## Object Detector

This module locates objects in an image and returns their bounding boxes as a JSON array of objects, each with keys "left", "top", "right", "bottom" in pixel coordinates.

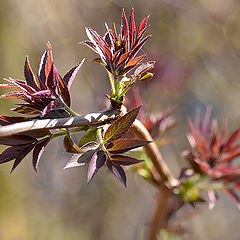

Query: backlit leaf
[
  {"left": 107, "top": 160, "right": 126, "bottom": 187},
  {"left": 106, "top": 138, "right": 151, "bottom": 154},
  {"left": 104, "top": 106, "right": 141, "bottom": 142},
  {"left": 110, "top": 155, "right": 143, "bottom": 165},
  {"left": 79, "top": 129, "right": 97, "bottom": 147},
  {"left": 63, "top": 59, "right": 85, "bottom": 89},
  {"left": 24, "top": 56, "right": 38, "bottom": 90},
  {"left": 87, "top": 150, "right": 106, "bottom": 183}
]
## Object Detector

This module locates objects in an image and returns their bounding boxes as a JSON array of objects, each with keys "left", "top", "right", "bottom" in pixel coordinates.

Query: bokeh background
[{"left": 0, "top": 0, "right": 240, "bottom": 239}]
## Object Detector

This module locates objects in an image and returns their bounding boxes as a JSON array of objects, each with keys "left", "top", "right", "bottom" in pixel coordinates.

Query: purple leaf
[
  {"left": 87, "top": 150, "right": 106, "bottom": 183},
  {"left": 11, "top": 144, "right": 35, "bottom": 173},
  {"left": 32, "top": 137, "right": 51, "bottom": 172},
  {"left": 24, "top": 56, "right": 38, "bottom": 90},
  {"left": 0, "top": 116, "right": 27, "bottom": 126},
  {"left": 0, "top": 135, "right": 36, "bottom": 146},
  {"left": 63, "top": 153, "right": 85, "bottom": 169},
  {"left": 0, "top": 146, "right": 24, "bottom": 164},
  {"left": 46, "top": 64, "right": 59, "bottom": 91},
  {"left": 110, "top": 155, "right": 143, "bottom": 166},
  {"left": 104, "top": 106, "right": 141, "bottom": 142},
  {"left": 107, "top": 160, "right": 127, "bottom": 187},
  {"left": 58, "top": 75, "right": 71, "bottom": 107},
  {"left": 63, "top": 59, "right": 85, "bottom": 89},
  {"left": 106, "top": 138, "right": 151, "bottom": 154},
  {"left": 64, "top": 147, "right": 98, "bottom": 170}
]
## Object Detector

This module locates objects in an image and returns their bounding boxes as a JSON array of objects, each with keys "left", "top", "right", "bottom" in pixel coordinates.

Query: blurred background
[{"left": 0, "top": 0, "right": 240, "bottom": 239}]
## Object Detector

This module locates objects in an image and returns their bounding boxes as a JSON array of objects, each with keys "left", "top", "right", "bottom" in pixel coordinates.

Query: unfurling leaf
[
  {"left": 107, "top": 160, "right": 127, "bottom": 187},
  {"left": 63, "top": 135, "right": 78, "bottom": 153},
  {"left": 138, "top": 72, "right": 153, "bottom": 81},
  {"left": 104, "top": 106, "right": 141, "bottom": 142},
  {"left": 106, "top": 138, "right": 151, "bottom": 154},
  {"left": 87, "top": 150, "right": 106, "bottom": 183}
]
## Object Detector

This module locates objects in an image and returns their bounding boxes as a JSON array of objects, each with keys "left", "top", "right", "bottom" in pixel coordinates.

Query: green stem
[
  {"left": 66, "top": 128, "right": 84, "bottom": 153},
  {"left": 96, "top": 128, "right": 110, "bottom": 157},
  {"left": 107, "top": 71, "right": 116, "bottom": 96},
  {"left": 51, "top": 127, "right": 86, "bottom": 140},
  {"left": 57, "top": 96, "right": 79, "bottom": 117}
]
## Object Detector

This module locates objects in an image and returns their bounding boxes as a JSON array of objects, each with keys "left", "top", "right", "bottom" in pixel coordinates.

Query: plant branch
[
  {"left": 131, "top": 119, "right": 177, "bottom": 187},
  {"left": 0, "top": 108, "right": 120, "bottom": 137},
  {"left": 148, "top": 185, "right": 169, "bottom": 240}
]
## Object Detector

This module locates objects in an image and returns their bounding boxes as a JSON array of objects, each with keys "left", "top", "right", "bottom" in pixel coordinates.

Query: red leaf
[
  {"left": 130, "top": 35, "right": 151, "bottom": 59},
  {"left": 220, "top": 151, "right": 240, "bottom": 163},
  {"left": 107, "top": 160, "right": 126, "bottom": 187},
  {"left": 45, "top": 42, "right": 53, "bottom": 78},
  {"left": 106, "top": 138, "right": 151, "bottom": 154},
  {"left": 46, "top": 64, "right": 59, "bottom": 91},
  {"left": 202, "top": 106, "right": 212, "bottom": 136},
  {"left": 121, "top": 9, "right": 129, "bottom": 40},
  {"left": 58, "top": 75, "right": 71, "bottom": 107},
  {"left": 87, "top": 150, "right": 106, "bottom": 183},
  {"left": 137, "top": 15, "right": 149, "bottom": 39},
  {"left": 116, "top": 52, "right": 130, "bottom": 68},
  {"left": 32, "top": 137, "right": 51, "bottom": 172},
  {"left": 129, "top": 8, "right": 136, "bottom": 49},
  {"left": 123, "top": 55, "right": 144, "bottom": 69},
  {"left": 79, "top": 41, "right": 98, "bottom": 54},
  {"left": 104, "top": 106, "right": 141, "bottom": 142},
  {"left": 222, "top": 188, "right": 240, "bottom": 210},
  {"left": 223, "top": 129, "right": 240, "bottom": 152}
]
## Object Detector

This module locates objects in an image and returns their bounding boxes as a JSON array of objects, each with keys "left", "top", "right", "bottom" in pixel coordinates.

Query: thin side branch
[
  {"left": 131, "top": 119, "right": 177, "bottom": 187},
  {"left": 0, "top": 108, "right": 119, "bottom": 137}
]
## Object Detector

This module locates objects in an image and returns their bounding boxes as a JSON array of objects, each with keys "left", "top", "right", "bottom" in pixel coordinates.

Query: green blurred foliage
[{"left": 1, "top": 0, "right": 240, "bottom": 239}]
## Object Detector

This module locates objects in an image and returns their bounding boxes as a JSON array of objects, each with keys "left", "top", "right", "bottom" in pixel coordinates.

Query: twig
[
  {"left": 131, "top": 119, "right": 177, "bottom": 187},
  {"left": 0, "top": 108, "right": 119, "bottom": 137}
]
